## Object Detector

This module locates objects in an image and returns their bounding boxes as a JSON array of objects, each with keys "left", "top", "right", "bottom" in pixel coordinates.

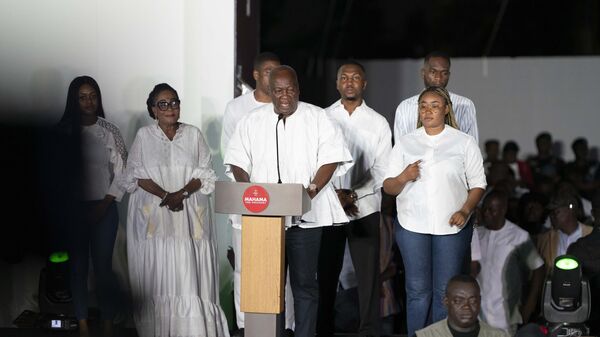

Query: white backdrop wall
[
  {"left": 355, "top": 57, "right": 600, "bottom": 161},
  {"left": 0, "top": 0, "right": 235, "bottom": 326}
]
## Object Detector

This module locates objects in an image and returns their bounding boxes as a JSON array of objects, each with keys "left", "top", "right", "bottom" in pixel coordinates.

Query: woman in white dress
[{"left": 123, "top": 83, "right": 229, "bottom": 337}]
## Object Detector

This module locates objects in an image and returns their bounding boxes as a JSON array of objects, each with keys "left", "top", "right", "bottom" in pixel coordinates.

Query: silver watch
[{"left": 182, "top": 190, "right": 190, "bottom": 198}]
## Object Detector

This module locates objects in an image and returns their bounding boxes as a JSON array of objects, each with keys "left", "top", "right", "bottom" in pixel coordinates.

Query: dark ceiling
[
  {"left": 260, "top": 0, "right": 600, "bottom": 106},
  {"left": 262, "top": 0, "right": 600, "bottom": 59}
]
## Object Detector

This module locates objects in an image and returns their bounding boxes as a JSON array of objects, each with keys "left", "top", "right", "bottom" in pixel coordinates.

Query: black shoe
[
  {"left": 283, "top": 328, "right": 294, "bottom": 337},
  {"left": 231, "top": 328, "right": 244, "bottom": 337}
]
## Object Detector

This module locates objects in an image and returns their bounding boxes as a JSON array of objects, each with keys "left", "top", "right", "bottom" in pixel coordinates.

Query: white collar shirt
[
  {"left": 558, "top": 223, "right": 584, "bottom": 256},
  {"left": 394, "top": 91, "right": 478, "bottom": 143},
  {"left": 385, "top": 126, "right": 486, "bottom": 235},
  {"left": 326, "top": 100, "right": 392, "bottom": 220},
  {"left": 475, "top": 221, "right": 544, "bottom": 333},
  {"left": 221, "top": 90, "right": 266, "bottom": 229},
  {"left": 224, "top": 102, "right": 354, "bottom": 228},
  {"left": 221, "top": 90, "right": 264, "bottom": 154}
]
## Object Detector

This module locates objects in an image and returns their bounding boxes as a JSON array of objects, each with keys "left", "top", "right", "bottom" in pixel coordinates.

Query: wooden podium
[{"left": 215, "top": 181, "right": 311, "bottom": 337}]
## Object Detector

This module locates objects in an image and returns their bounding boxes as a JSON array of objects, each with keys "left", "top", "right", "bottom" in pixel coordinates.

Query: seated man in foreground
[{"left": 416, "top": 275, "right": 509, "bottom": 337}]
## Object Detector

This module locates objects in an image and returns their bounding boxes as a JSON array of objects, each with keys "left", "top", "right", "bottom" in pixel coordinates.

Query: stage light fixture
[
  {"left": 38, "top": 251, "right": 77, "bottom": 331},
  {"left": 542, "top": 255, "right": 590, "bottom": 337}
]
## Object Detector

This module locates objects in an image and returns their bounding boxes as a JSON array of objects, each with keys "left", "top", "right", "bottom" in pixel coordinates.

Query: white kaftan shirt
[
  {"left": 394, "top": 91, "right": 478, "bottom": 142},
  {"left": 326, "top": 100, "right": 392, "bottom": 220},
  {"left": 81, "top": 116, "right": 127, "bottom": 201},
  {"left": 224, "top": 101, "right": 353, "bottom": 228},
  {"left": 474, "top": 220, "right": 544, "bottom": 333},
  {"left": 385, "top": 126, "right": 486, "bottom": 235}
]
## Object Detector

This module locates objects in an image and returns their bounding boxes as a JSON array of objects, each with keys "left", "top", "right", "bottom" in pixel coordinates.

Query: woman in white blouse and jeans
[
  {"left": 383, "top": 86, "right": 486, "bottom": 337},
  {"left": 59, "top": 76, "right": 127, "bottom": 337}
]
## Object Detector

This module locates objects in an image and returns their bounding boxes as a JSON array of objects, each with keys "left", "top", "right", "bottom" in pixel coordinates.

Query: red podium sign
[{"left": 242, "top": 185, "right": 270, "bottom": 213}]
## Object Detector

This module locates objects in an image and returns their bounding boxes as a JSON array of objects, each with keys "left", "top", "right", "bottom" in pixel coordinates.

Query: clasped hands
[{"left": 160, "top": 190, "right": 187, "bottom": 212}]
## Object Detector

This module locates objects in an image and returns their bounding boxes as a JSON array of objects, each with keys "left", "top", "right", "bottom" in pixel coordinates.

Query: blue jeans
[
  {"left": 69, "top": 201, "right": 120, "bottom": 320},
  {"left": 286, "top": 226, "right": 322, "bottom": 337},
  {"left": 394, "top": 223, "right": 472, "bottom": 337}
]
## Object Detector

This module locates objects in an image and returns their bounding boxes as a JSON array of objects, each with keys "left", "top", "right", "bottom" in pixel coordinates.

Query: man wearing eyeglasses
[{"left": 536, "top": 192, "right": 593, "bottom": 276}]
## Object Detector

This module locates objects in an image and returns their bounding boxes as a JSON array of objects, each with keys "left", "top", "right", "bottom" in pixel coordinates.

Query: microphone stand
[{"left": 276, "top": 114, "right": 284, "bottom": 184}]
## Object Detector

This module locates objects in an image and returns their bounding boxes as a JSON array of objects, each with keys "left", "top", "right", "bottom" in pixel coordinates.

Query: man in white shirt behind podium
[
  {"left": 224, "top": 65, "right": 353, "bottom": 337},
  {"left": 221, "top": 52, "right": 298, "bottom": 337}
]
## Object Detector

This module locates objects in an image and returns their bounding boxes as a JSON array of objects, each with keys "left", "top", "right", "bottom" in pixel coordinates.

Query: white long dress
[{"left": 123, "top": 123, "right": 229, "bottom": 337}]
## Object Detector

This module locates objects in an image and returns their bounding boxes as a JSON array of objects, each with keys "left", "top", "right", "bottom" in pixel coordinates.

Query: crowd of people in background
[{"left": 56, "top": 50, "right": 600, "bottom": 337}]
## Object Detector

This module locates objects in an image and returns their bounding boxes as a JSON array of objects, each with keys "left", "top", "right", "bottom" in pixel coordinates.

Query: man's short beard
[{"left": 344, "top": 96, "right": 359, "bottom": 101}]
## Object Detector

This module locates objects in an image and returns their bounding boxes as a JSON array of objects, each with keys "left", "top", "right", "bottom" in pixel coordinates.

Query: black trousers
[{"left": 317, "top": 212, "right": 381, "bottom": 337}]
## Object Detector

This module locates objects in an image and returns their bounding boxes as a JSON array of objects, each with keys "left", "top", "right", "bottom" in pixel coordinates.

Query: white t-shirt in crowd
[{"left": 474, "top": 220, "right": 544, "bottom": 333}]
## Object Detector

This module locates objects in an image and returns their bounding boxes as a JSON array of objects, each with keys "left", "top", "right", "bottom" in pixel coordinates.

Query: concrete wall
[{"left": 342, "top": 57, "right": 600, "bottom": 160}]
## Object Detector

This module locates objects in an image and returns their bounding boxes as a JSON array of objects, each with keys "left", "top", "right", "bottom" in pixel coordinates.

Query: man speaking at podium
[{"left": 224, "top": 65, "right": 353, "bottom": 337}]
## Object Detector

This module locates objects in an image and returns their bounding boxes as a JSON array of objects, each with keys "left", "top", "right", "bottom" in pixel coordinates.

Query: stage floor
[
  {"left": 0, "top": 328, "right": 137, "bottom": 337},
  {"left": 0, "top": 330, "right": 404, "bottom": 337}
]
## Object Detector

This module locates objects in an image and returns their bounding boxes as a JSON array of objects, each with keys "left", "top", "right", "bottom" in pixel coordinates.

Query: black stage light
[
  {"left": 542, "top": 255, "right": 591, "bottom": 337},
  {"left": 37, "top": 251, "right": 77, "bottom": 330},
  {"left": 551, "top": 256, "right": 582, "bottom": 311}
]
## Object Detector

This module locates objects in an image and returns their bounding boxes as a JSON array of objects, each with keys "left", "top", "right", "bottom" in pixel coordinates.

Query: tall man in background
[
  {"left": 394, "top": 51, "right": 478, "bottom": 142},
  {"left": 317, "top": 61, "right": 392, "bottom": 337},
  {"left": 224, "top": 65, "right": 353, "bottom": 337}
]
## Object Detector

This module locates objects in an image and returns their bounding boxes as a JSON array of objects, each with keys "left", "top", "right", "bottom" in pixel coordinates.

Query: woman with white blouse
[
  {"left": 59, "top": 76, "right": 127, "bottom": 337},
  {"left": 383, "top": 86, "right": 486, "bottom": 337},
  {"left": 122, "top": 83, "right": 229, "bottom": 337}
]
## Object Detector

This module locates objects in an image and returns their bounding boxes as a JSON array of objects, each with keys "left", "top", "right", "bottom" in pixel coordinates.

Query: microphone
[{"left": 276, "top": 114, "right": 284, "bottom": 184}]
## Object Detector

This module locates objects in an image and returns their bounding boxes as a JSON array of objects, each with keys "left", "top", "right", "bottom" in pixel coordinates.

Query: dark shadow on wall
[{"left": 0, "top": 119, "right": 81, "bottom": 264}]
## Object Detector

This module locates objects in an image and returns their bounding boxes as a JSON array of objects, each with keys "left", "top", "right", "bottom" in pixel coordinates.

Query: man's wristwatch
[
  {"left": 181, "top": 189, "right": 190, "bottom": 199},
  {"left": 308, "top": 183, "right": 319, "bottom": 193}
]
